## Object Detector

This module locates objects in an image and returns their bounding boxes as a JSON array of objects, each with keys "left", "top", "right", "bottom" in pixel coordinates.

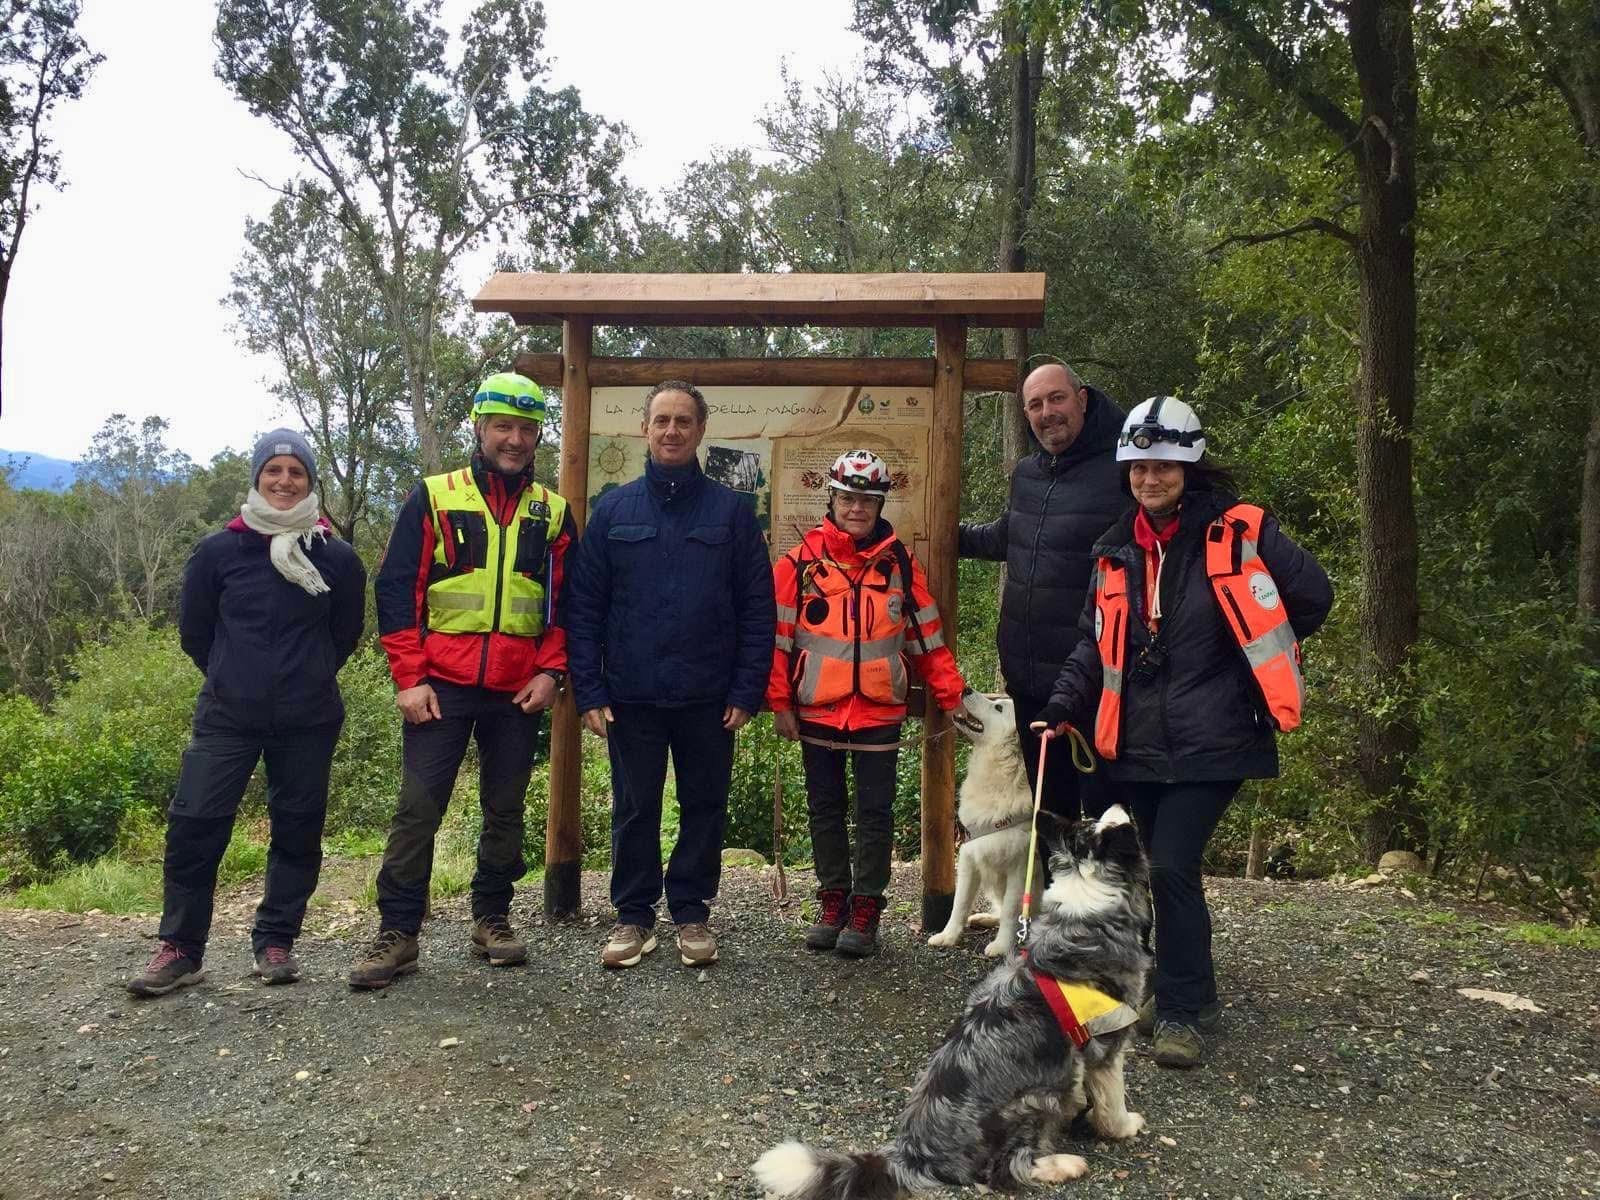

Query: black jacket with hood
[
  {"left": 958, "top": 386, "right": 1128, "bottom": 699},
  {"left": 1039, "top": 488, "right": 1334, "bottom": 783}
]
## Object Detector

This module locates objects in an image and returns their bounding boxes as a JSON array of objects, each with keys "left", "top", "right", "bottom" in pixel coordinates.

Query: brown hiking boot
[
  {"left": 347, "top": 929, "right": 419, "bottom": 990},
  {"left": 470, "top": 914, "right": 527, "bottom": 966},
  {"left": 253, "top": 944, "right": 301, "bottom": 985},
  {"left": 127, "top": 941, "right": 205, "bottom": 997},
  {"left": 1152, "top": 1020, "right": 1205, "bottom": 1068},
  {"left": 805, "top": 888, "right": 850, "bottom": 951},
  {"left": 600, "top": 923, "right": 657, "bottom": 969},
  {"left": 675, "top": 921, "right": 718, "bottom": 967},
  {"left": 835, "top": 895, "right": 884, "bottom": 958}
]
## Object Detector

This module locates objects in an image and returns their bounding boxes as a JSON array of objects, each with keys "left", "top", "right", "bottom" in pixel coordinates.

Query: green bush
[
  {"left": 0, "top": 732, "right": 162, "bottom": 871},
  {"left": 325, "top": 647, "right": 406, "bottom": 833},
  {"left": 52, "top": 623, "right": 199, "bottom": 791}
]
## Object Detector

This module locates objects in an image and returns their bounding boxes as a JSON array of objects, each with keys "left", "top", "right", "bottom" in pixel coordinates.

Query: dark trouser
[
  {"left": 1127, "top": 779, "right": 1240, "bottom": 1023},
  {"left": 607, "top": 701, "right": 734, "bottom": 928},
  {"left": 160, "top": 721, "right": 342, "bottom": 961},
  {"left": 799, "top": 721, "right": 900, "bottom": 901},
  {"left": 375, "top": 681, "right": 540, "bottom": 936},
  {"left": 1009, "top": 689, "right": 1120, "bottom": 822}
]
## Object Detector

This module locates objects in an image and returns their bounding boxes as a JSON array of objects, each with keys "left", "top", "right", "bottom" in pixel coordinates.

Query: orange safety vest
[
  {"left": 1092, "top": 503, "right": 1304, "bottom": 760},
  {"left": 787, "top": 543, "right": 931, "bottom": 709}
]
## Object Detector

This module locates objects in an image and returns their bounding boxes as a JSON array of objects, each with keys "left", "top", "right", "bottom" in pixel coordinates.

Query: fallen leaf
[{"left": 1457, "top": 987, "right": 1545, "bottom": 1013}]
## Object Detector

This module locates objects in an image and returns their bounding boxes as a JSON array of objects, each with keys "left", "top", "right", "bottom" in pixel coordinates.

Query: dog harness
[{"left": 1029, "top": 970, "right": 1139, "bottom": 1049}]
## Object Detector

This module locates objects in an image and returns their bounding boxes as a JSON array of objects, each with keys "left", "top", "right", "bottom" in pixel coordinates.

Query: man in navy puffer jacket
[{"left": 565, "top": 381, "right": 775, "bottom": 970}]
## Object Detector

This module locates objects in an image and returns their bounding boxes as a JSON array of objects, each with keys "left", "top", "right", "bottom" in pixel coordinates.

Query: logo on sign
[{"left": 1249, "top": 574, "right": 1281, "bottom": 610}]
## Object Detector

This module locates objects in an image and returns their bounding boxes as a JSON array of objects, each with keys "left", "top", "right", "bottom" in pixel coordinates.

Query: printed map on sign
[{"left": 587, "top": 386, "right": 932, "bottom": 562}]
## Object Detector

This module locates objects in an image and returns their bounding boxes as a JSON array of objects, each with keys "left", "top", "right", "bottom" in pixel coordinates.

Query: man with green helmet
[{"left": 350, "top": 370, "right": 576, "bottom": 989}]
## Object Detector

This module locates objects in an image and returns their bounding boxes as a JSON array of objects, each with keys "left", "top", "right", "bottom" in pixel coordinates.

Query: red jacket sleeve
[
  {"left": 767, "top": 551, "right": 800, "bottom": 712},
  {"left": 903, "top": 552, "right": 966, "bottom": 711}
]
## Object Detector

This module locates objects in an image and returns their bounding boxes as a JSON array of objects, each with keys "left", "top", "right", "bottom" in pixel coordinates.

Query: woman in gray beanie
[{"left": 127, "top": 430, "right": 366, "bottom": 996}]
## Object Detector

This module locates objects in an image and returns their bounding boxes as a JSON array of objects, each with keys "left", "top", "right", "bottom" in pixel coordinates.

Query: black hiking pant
[
  {"left": 606, "top": 701, "right": 733, "bottom": 928},
  {"left": 159, "top": 721, "right": 342, "bottom": 961},
  {"left": 799, "top": 720, "right": 900, "bottom": 901},
  {"left": 374, "top": 681, "right": 541, "bottom": 935},
  {"left": 1127, "top": 779, "right": 1240, "bottom": 1023}
]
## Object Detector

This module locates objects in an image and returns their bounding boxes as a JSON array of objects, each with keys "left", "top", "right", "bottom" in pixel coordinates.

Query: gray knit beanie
[{"left": 251, "top": 428, "right": 318, "bottom": 492}]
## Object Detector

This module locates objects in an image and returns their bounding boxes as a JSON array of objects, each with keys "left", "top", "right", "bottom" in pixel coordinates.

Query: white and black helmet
[
  {"left": 1116, "top": 396, "right": 1206, "bottom": 463},
  {"left": 827, "top": 449, "right": 892, "bottom": 495}
]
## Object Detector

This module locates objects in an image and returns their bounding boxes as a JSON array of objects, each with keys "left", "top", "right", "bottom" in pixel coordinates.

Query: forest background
[{"left": 1, "top": 0, "right": 1595, "bottom": 926}]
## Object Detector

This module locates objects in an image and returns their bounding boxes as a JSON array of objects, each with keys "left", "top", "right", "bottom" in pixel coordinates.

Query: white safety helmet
[
  {"left": 827, "top": 449, "right": 892, "bottom": 496},
  {"left": 1116, "top": 396, "right": 1206, "bottom": 462}
]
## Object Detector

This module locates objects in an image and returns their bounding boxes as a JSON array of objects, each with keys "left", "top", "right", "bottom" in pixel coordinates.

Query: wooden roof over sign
[{"left": 471, "top": 272, "right": 1045, "bottom": 329}]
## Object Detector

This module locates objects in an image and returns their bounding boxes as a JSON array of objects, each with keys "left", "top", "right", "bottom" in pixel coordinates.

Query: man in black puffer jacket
[{"left": 959, "top": 362, "right": 1126, "bottom": 818}]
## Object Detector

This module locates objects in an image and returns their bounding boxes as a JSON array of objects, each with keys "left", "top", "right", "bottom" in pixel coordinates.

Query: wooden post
[
  {"left": 921, "top": 317, "right": 965, "bottom": 935},
  {"left": 544, "top": 319, "right": 591, "bottom": 920}
]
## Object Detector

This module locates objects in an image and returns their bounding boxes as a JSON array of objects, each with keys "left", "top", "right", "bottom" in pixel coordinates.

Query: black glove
[{"left": 1031, "top": 702, "right": 1073, "bottom": 734}]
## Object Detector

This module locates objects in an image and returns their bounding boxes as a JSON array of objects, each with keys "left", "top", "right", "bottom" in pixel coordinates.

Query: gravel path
[{"left": 0, "top": 863, "right": 1595, "bottom": 1200}]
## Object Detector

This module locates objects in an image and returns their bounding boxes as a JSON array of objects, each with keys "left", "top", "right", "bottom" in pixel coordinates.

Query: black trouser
[
  {"left": 799, "top": 721, "right": 900, "bottom": 901},
  {"left": 159, "top": 721, "right": 342, "bottom": 962},
  {"left": 374, "top": 681, "right": 540, "bottom": 936},
  {"left": 1127, "top": 779, "right": 1240, "bottom": 1023},
  {"left": 1009, "top": 689, "right": 1120, "bottom": 822},
  {"left": 607, "top": 702, "right": 734, "bottom": 928}
]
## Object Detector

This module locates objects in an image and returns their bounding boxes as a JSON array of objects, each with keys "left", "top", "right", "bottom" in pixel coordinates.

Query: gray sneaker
[
  {"left": 1137, "top": 996, "right": 1221, "bottom": 1037},
  {"left": 1152, "top": 1020, "right": 1204, "bottom": 1068},
  {"left": 601, "top": 923, "right": 657, "bottom": 969},
  {"left": 127, "top": 941, "right": 205, "bottom": 998},
  {"left": 676, "top": 922, "right": 718, "bottom": 967},
  {"left": 253, "top": 944, "right": 301, "bottom": 985}
]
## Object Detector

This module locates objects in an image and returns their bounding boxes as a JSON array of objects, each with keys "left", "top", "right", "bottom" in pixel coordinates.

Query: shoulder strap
[{"left": 890, "top": 539, "right": 931, "bottom": 654}]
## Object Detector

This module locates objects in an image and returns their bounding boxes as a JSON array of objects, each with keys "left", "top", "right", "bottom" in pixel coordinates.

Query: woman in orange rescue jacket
[{"left": 769, "top": 450, "right": 966, "bottom": 958}]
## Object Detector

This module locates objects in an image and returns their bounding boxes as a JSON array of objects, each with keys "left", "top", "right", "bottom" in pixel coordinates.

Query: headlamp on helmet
[
  {"left": 1116, "top": 396, "right": 1206, "bottom": 463},
  {"left": 472, "top": 372, "right": 547, "bottom": 423}
]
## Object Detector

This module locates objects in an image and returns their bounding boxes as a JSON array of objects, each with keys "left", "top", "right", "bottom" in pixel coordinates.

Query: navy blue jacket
[
  {"left": 179, "top": 517, "right": 366, "bottom": 734},
  {"left": 565, "top": 458, "right": 775, "bottom": 714},
  {"left": 959, "top": 387, "right": 1128, "bottom": 699},
  {"left": 1042, "top": 489, "right": 1333, "bottom": 782}
]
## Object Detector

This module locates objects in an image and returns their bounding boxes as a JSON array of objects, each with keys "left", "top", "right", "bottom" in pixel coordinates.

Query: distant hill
[{"left": 0, "top": 449, "right": 79, "bottom": 492}]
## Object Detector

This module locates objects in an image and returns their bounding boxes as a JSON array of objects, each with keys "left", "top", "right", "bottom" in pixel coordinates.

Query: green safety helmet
[{"left": 472, "top": 372, "right": 547, "bottom": 423}]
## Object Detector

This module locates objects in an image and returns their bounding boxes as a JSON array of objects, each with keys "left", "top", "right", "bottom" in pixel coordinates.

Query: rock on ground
[{"left": 0, "top": 864, "right": 1596, "bottom": 1199}]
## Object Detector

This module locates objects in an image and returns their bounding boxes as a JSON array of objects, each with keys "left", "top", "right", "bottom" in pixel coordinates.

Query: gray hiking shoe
[
  {"left": 601, "top": 923, "right": 657, "bottom": 969},
  {"left": 676, "top": 922, "right": 719, "bottom": 967},
  {"left": 1137, "top": 996, "right": 1221, "bottom": 1036},
  {"left": 1152, "top": 1020, "right": 1205, "bottom": 1068},
  {"left": 805, "top": 889, "right": 849, "bottom": 951},
  {"left": 127, "top": 941, "right": 205, "bottom": 998},
  {"left": 347, "top": 929, "right": 419, "bottom": 990},
  {"left": 470, "top": 914, "right": 527, "bottom": 966},
  {"left": 253, "top": 944, "right": 301, "bottom": 985}
]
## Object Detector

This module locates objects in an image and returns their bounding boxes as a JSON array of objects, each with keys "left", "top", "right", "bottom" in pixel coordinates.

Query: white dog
[{"left": 928, "top": 690, "right": 1036, "bottom": 957}]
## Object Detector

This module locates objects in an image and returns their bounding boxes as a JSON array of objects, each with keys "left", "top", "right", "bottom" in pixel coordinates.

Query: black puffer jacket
[
  {"left": 959, "top": 387, "right": 1127, "bottom": 699},
  {"left": 1042, "top": 489, "right": 1333, "bottom": 782},
  {"left": 180, "top": 518, "right": 367, "bottom": 734}
]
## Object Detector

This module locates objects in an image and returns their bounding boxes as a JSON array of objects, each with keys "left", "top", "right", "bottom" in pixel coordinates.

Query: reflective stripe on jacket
[
  {"left": 1093, "top": 503, "right": 1304, "bottom": 759},
  {"left": 422, "top": 468, "right": 568, "bottom": 638},
  {"left": 768, "top": 517, "right": 965, "bottom": 730},
  {"left": 1203, "top": 503, "right": 1304, "bottom": 733}
]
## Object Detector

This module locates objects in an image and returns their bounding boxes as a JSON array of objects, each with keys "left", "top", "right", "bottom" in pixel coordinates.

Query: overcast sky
[{"left": 0, "top": 0, "right": 868, "bottom": 463}]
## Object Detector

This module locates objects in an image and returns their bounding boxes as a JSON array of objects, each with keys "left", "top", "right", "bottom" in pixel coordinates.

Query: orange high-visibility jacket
[
  {"left": 768, "top": 518, "right": 966, "bottom": 731},
  {"left": 1093, "top": 503, "right": 1304, "bottom": 760}
]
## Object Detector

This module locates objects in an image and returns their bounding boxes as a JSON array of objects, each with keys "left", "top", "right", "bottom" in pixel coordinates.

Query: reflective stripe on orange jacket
[
  {"left": 768, "top": 517, "right": 965, "bottom": 730},
  {"left": 1092, "top": 502, "right": 1303, "bottom": 758}
]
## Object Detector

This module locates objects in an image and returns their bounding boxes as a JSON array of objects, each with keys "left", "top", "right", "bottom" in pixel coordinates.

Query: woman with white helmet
[
  {"left": 1031, "top": 397, "right": 1333, "bottom": 1067},
  {"left": 768, "top": 450, "right": 966, "bottom": 958}
]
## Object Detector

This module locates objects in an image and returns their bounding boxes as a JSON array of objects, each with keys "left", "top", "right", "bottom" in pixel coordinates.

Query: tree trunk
[
  {"left": 1245, "top": 822, "right": 1269, "bottom": 881},
  {"left": 1349, "top": 0, "right": 1424, "bottom": 862},
  {"left": 997, "top": 13, "right": 1043, "bottom": 469},
  {"left": 1581, "top": 383, "right": 1600, "bottom": 618}
]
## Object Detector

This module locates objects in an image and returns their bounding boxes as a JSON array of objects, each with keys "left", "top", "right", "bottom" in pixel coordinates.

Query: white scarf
[{"left": 239, "top": 489, "right": 331, "bottom": 596}]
